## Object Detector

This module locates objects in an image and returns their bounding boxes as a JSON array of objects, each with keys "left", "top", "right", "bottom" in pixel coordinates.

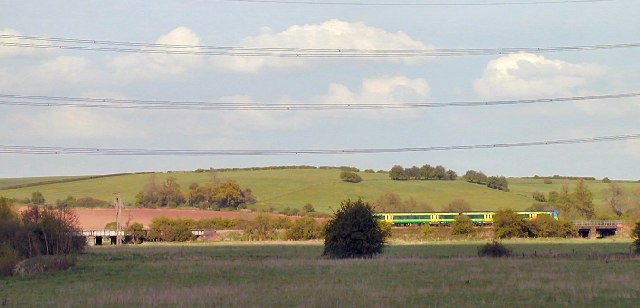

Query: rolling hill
[{"left": 1, "top": 168, "right": 637, "bottom": 213}]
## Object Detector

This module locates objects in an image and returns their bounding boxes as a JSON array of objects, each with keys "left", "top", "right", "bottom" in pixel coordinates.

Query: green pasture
[
  {"left": 1, "top": 240, "right": 638, "bottom": 307},
  {"left": 1, "top": 169, "right": 639, "bottom": 213}
]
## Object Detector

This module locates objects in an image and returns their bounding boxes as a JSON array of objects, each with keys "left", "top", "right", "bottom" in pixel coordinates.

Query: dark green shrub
[
  {"left": 632, "top": 222, "right": 640, "bottom": 254},
  {"left": 0, "top": 243, "right": 20, "bottom": 277},
  {"left": 12, "top": 254, "right": 76, "bottom": 277},
  {"left": 323, "top": 198, "right": 387, "bottom": 258},
  {"left": 126, "top": 222, "right": 145, "bottom": 244},
  {"left": 478, "top": 240, "right": 511, "bottom": 258},
  {"left": 340, "top": 171, "right": 362, "bottom": 183}
]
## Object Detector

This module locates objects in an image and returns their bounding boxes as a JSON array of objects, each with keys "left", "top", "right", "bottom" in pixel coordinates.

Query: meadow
[
  {"left": 2, "top": 168, "right": 638, "bottom": 213},
  {"left": 1, "top": 240, "right": 638, "bottom": 307}
]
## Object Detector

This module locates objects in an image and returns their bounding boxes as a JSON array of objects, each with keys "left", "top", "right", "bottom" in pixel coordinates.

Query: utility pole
[{"left": 114, "top": 192, "right": 123, "bottom": 246}]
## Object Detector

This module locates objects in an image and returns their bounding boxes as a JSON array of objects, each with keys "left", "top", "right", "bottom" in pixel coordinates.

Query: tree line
[
  {"left": 463, "top": 170, "right": 509, "bottom": 191},
  {"left": 0, "top": 197, "right": 85, "bottom": 276},
  {"left": 134, "top": 175, "right": 256, "bottom": 210},
  {"left": 120, "top": 214, "right": 325, "bottom": 243},
  {"left": 389, "top": 164, "right": 458, "bottom": 181}
]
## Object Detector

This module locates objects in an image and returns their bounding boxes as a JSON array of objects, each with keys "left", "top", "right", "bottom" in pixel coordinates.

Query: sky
[{"left": 0, "top": 0, "right": 639, "bottom": 179}]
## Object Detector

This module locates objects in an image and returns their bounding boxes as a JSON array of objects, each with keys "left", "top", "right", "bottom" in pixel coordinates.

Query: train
[{"left": 373, "top": 210, "right": 559, "bottom": 226}]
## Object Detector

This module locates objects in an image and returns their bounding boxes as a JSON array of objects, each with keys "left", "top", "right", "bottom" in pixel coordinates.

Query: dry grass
[{"left": 1, "top": 241, "right": 639, "bottom": 307}]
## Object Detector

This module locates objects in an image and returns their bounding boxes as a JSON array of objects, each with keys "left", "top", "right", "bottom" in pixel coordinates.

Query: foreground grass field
[
  {"left": 3, "top": 169, "right": 638, "bottom": 213},
  {"left": 1, "top": 240, "right": 638, "bottom": 307}
]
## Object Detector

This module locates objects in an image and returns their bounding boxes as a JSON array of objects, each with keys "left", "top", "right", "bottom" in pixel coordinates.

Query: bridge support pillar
[{"left": 588, "top": 227, "right": 597, "bottom": 239}]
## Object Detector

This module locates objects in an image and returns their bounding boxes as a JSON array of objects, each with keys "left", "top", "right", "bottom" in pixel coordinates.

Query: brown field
[{"left": 18, "top": 207, "right": 267, "bottom": 229}]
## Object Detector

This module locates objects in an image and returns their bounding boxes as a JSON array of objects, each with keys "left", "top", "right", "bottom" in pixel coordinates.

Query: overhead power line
[
  {"left": 0, "top": 92, "right": 637, "bottom": 111},
  {"left": 1, "top": 134, "right": 638, "bottom": 156},
  {"left": 222, "top": 0, "right": 614, "bottom": 6},
  {"left": 1, "top": 34, "right": 638, "bottom": 58}
]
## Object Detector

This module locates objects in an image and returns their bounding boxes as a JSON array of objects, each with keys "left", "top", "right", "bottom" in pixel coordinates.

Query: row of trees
[
  {"left": 129, "top": 214, "right": 326, "bottom": 242},
  {"left": 389, "top": 164, "right": 457, "bottom": 181},
  {"left": 134, "top": 175, "right": 256, "bottom": 210},
  {"left": 0, "top": 197, "right": 85, "bottom": 276},
  {"left": 463, "top": 170, "right": 509, "bottom": 191},
  {"left": 528, "top": 180, "right": 595, "bottom": 219}
]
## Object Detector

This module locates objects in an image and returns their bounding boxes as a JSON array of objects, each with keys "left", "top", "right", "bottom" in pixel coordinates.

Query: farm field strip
[{"left": 1, "top": 240, "right": 638, "bottom": 307}]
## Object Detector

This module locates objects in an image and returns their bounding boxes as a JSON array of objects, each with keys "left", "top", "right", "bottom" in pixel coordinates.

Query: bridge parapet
[{"left": 572, "top": 220, "right": 624, "bottom": 227}]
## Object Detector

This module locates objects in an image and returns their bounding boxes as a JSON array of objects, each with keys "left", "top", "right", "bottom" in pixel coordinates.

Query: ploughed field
[{"left": 1, "top": 240, "right": 639, "bottom": 307}]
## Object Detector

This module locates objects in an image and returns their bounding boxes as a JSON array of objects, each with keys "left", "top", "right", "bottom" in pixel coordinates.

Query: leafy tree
[
  {"left": 302, "top": 203, "right": 315, "bottom": 214},
  {"left": 125, "top": 222, "right": 145, "bottom": 244},
  {"left": 451, "top": 215, "right": 475, "bottom": 235},
  {"left": 487, "top": 176, "right": 509, "bottom": 191},
  {"left": 443, "top": 199, "right": 471, "bottom": 212},
  {"left": 244, "top": 214, "right": 278, "bottom": 241},
  {"left": 213, "top": 180, "right": 244, "bottom": 208},
  {"left": 493, "top": 209, "right": 531, "bottom": 239},
  {"left": 602, "top": 177, "right": 611, "bottom": 183},
  {"left": 389, "top": 165, "right": 407, "bottom": 180},
  {"left": 31, "top": 191, "right": 45, "bottom": 205},
  {"left": 463, "top": 170, "right": 487, "bottom": 184},
  {"left": 323, "top": 198, "right": 387, "bottom": 258},
  {"left": 374, "top": 192, "right": 403, "bottom": 212},
  {"left": 572, "top": 180, "right": 594, "bottom": 219},
  {"left": 340, "top": 170, "right": 362, "bottom": 183},
  {"left": 55, "top": 196, "right": 77, "bottom": 209},
  {"left": 286, "top": 217, "right": 322, "bottom": 240},
  {"left": 527, "top": 214, "right": 577, "bottom": 238},
  {"left": 603, "top": 183, "right": 627, "bottom": 217},
  {"left": 532, "top": 191, "right": 547, "bottom": 202}
]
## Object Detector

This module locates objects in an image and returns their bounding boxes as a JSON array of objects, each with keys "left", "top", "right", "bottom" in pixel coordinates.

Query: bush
[
  {"left": 148, "top": 217, "right": 196, "bottom": 242},
  {"left": 451, "top": 215, "right": 475, "bottom": 235},
  {"left": 244, "top": 214, "right": 278, "bottom": 241},
  {"left": 0, "top": 243, "right": 20, "bottom": 277},
  {"left": 12, "top": 254, "right": 76, "bottom": 277},
  {"left": 478, "top": 241, "right": 511, "bottom": 258},
  {"left": 286, "top": 217, "right": 322, "bottom": 240},
  {"left": 323, "top": 198, "right": 387, "bottom": 258},
  {"left": 340, "top": 171, "right": 362, "bottom": 183},
  {"left": 633, "top": 222, "right": 640, "bottom": 254},
  {"left": 126, "top": 222, "right": 145, "bottom": 244},
  {"left": 543, "top": 178, "right": 553, "bottom": 184},
  {"left": 493, "top": 209, "right": 532, "bottom": 239},
  {"left": 422, "top": 224, "right": 432, "bottom": 238}
]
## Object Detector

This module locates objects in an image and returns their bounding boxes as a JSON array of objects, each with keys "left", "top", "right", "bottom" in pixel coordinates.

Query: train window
[
  {"left": 439, "top": 215, "right": 455, "bottom": 220},
  {"left": 468, "top": 215, "right": 484, "bottom": 219},
  {"left": 518, "top": 214, "right": 530, "bottom": 218}
]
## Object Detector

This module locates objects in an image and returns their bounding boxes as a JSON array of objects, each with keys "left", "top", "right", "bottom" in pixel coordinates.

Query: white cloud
[
  {"left": 215, "top": 19, "right": 430, "bottom": 73},
  {"left": 0, "top": 28, "right": 51, "bottom": 58},
  {"left": 317, "top": 75, "right": 431, "bottom": 118},
  {"left": 0, "top": 55, "right": 103, "bottom": 93},
  {"left": 474, "top": 53, "right": 608, "bottom": 99},
  {"left": 3, "top": 108, "right": 143, "bottom": 140},
  {"left": 109, "top": 27, "right": 205, "bottom": 82}
]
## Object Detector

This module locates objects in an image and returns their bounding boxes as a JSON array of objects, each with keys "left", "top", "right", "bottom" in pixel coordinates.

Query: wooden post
[{"left": 115, "top": 192, "right": 123, "bottom": 246}]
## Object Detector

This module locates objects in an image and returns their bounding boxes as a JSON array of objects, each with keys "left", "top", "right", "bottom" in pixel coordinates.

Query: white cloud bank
[
  {"left": 322, "top": 75, "right": 430, "bottom": 105},
  {"left": 109, "top": 27, "right": 205, "bottom": 82},
  {"left": 215, "top": 19, "right": 430, "bottom": 73},
  {"left": 474, "top": 53, "right": 608, "bottom": 99},
  {"left": 0, "top": 28, "right": 51, "bottom": 58}
]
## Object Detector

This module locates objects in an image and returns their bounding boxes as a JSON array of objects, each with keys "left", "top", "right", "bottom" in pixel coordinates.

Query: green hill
[{"left": 1, "top": 169, "right": 638, "bottom": 213}]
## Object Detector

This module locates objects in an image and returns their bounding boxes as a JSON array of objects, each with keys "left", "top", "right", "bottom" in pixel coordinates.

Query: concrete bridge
[
  {"left": 81, "top": 229, "right": 212, "bottom": 245},
  {"left": 572, "top": 220, "right": 626, "bottom": 238}
]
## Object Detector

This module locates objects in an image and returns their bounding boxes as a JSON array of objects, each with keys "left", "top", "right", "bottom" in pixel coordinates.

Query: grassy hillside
[
  {"left": 0, "top": 176, "right": 89, "bottom": 190},
  {"left": 1, "top": 169, "right": 639, "bottom": 213}
]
